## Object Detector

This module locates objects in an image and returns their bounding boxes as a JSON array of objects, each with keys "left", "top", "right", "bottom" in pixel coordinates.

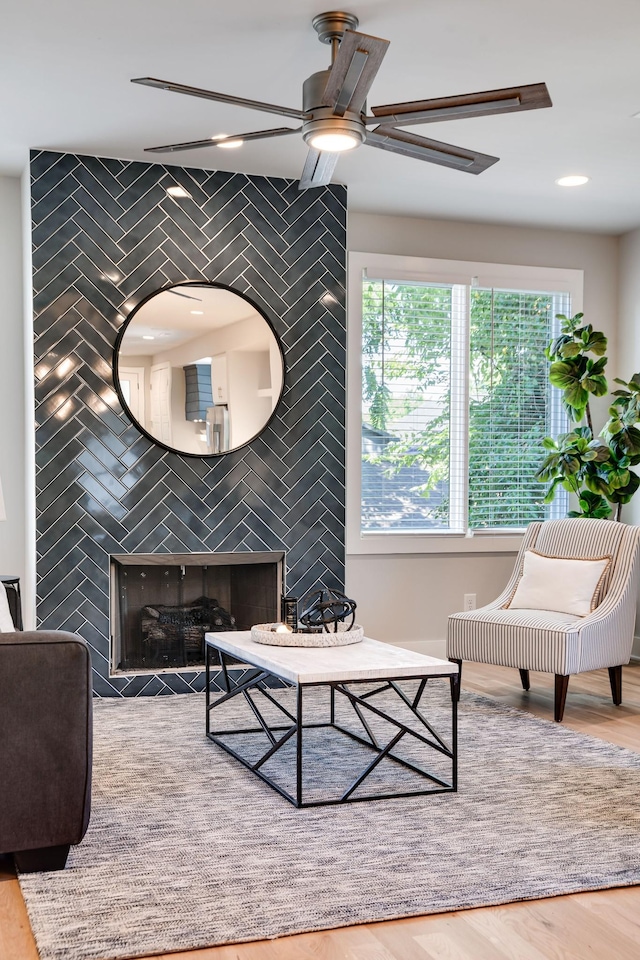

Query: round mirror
[{"left": 114, "top": 282, "right": 285, "bottom": 456}]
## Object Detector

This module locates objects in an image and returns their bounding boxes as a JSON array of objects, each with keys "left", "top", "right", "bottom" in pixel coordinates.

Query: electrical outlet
[{"left": 463, "top": 593, "right": 476, "bottom": 611}]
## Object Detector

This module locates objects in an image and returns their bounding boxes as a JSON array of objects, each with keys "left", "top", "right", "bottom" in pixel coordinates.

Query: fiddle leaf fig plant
[{"left": 536, "top": 313, "right": 640, "bottom": 521}]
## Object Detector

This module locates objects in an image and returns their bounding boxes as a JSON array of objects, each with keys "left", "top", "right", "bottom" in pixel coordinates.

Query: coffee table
[{"left": 205, "top": 631, "right": 459, "bottom": 807}]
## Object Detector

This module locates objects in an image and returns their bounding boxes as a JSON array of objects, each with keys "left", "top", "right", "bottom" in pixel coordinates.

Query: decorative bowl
[{"left": 250, "top": 622, "right": 364, "bottom": 647}]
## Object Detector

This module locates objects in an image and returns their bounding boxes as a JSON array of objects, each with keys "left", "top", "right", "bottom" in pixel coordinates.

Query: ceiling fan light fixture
[
  {"left": 303, "top": 113, "right": 365, "bottom": 153},
  {"left": 307, "top": 130, "right": 360, "bottom": 152}
]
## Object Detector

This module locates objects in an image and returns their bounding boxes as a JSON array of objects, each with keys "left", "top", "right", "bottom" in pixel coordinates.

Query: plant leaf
[
  {"left": 581, "top": 330, "right": 608, "bottom": 355},
  {"left": 583, "top": 374, "right": 608, "bottom": 397},
  {"left": 559, "top": 341, "right": 583, "bottom": 358},
  {"left": 615, "top": 428, "right": 640, "bottom": 457},
  {"left": 549, "top": 359, "right": 586, "bottom": 389},
  {"left": 572, "top": 490, "right": 612, "bottom": 518},
  {"left": 606, "top": 471, "right": 640, "bottom": 504},
  {"left": 563, "top": 382, "right": 589, "bottom": 409}
]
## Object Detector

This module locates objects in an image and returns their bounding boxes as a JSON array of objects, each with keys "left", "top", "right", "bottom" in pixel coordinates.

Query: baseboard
[{"left": 387, "top": 638, "right": 447, "bottom": 659}]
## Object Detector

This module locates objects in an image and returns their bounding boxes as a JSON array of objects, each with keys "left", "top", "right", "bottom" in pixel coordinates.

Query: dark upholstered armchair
[{"left": 0, "top": 630, "right": 92, "bottom": 872}]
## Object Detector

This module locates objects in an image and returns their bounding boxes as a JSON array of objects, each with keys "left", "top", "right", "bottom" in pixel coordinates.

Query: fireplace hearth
[{"left": 111, "top": 552, "right": 284, "bottom": 673}]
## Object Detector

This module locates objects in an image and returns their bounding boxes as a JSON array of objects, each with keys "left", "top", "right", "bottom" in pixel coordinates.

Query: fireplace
[{"left": 110, "top": 552, "right": 284, "bottom": 673}]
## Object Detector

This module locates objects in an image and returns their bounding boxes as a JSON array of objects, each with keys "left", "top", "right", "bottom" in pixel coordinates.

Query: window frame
[{"left": 347, "top": 252, "right": 584, "bottom": 556}]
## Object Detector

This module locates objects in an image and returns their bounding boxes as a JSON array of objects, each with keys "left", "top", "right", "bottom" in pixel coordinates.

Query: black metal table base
[{"left": 205, "top": 643, "right": 458, "bottom": 807}]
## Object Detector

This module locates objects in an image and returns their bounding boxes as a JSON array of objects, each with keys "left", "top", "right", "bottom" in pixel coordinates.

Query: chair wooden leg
[
  {"left": 554, "top": 674, "right": 570, "bottom": 722},
  {"left": 448, "top": 658, "right": 462, "bottom": 701},
  {"left": 518, "top": 668, "right": 530, "bottom": 691},
  {"left": 608, "top": 665, "right": 622, "bottom": 706}
]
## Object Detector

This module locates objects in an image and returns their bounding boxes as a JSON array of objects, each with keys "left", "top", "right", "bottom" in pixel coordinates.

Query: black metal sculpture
[{"left": 299, "top": 588, "right": 357, "bottom": 632}]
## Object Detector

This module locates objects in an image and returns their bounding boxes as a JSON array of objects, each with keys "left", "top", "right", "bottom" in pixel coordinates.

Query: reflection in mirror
[{"left": 115, "top": 283, "right": 284, "bottom": 456}]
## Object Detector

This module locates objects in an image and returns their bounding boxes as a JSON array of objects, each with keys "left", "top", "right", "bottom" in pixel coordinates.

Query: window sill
[{"left": 347, "top": 531, "right": 524, "bottom": 556}]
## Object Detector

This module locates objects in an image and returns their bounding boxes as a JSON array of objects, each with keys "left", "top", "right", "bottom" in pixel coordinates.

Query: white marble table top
[{"left": 205, "top": 631, "right": 459, "bottom": 685}]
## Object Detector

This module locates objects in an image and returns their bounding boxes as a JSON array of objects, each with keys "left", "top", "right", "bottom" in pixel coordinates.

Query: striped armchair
[{"left": 447, "top": 518, "right": 640, "bottom": 721}]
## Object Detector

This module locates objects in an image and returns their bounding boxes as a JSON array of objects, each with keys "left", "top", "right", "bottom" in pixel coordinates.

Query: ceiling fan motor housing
[{"left": 302, "top": 69, "right": 366, "bottom": 149}]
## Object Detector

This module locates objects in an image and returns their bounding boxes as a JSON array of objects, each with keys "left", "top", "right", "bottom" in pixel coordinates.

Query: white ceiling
[{"left": 4, "top": 0, "right": 640, "bottom": 234}]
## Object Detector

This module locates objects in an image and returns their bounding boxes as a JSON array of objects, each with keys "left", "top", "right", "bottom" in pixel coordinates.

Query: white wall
[
  {"left": 227, "top": 350, "right": 272, "bottom": 447},
  {"left": 617, "top": 226, "right": 640, "bottom": 653},
  {"left": 618, "top": 226, "right": 640, "bottom": 407},
  {"left": 346, "top": 212, "right": 620, "bottom": 655},
  {"left": 0, "top": 175, "right": 27, "bottom": 623}
]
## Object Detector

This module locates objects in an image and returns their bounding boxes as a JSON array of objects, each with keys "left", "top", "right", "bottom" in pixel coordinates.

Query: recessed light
[
  {"left": 166, "top": 185, "right": 191, "bottom": 198},
  {"left": 142, "top": 335, "right": 155, "bottom": 340},
  {"left": 190, "top": 310, "right": 204, "bottom": 315},
  {"left": 555, "top": 175, "right": 590, "bottom": 187}
]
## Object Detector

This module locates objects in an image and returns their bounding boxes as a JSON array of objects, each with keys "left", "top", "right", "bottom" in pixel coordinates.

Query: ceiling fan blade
[
  {"left": 366, "top": 127, "right": 499, "bottom": 174},
  {"left": 168, "top": 290, "right": 203, "bottom": 301},
  {"left": 321, "top": 30, "right": 390, "bottom": 117},
  {"left": 144, "top": 127, "right": 301, "bottom": 154},
  {"left": 367, "top": 82, "right": 552, "bottom": 126},
  {"left": 132, "top": 77, "right": 308, "bottom": 121},
  {"left": 298, "top": 148, "right": 340, "bottom": 190}
]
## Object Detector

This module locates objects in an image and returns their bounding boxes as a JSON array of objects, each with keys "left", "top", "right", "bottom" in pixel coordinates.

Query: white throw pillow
[
  {"left": 0, "top": 582, "right": 15, "bottom": 631},
  {"left": 508, "top": 550, "right": 611, "bottom": 617}
]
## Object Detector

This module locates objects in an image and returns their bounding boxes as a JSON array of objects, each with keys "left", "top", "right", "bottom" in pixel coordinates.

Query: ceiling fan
[
  {"left": 168, "top": 288, "right": 202, "bottom": 301},
  {"left": 132, "top": 10, "right": 552, "bottom": 191}
]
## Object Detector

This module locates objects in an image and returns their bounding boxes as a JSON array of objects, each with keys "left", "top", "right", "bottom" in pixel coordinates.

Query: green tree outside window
[{"left": 362, "top": 280, "right": 565, "bottom": 531}]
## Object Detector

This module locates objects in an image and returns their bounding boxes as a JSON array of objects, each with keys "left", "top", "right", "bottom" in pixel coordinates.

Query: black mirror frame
[{"left": 113, "top": 280, "right": 286, "bottom": 458}]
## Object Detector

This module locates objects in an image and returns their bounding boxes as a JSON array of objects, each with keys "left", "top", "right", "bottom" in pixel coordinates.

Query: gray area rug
[{"left": 18, "top": 683, "right": 640, "bottom": 960}]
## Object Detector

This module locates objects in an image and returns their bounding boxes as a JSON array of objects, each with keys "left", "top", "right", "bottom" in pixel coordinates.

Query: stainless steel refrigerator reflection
[{"left": 206, "top": 405, "right": 230, "bottom": 454}]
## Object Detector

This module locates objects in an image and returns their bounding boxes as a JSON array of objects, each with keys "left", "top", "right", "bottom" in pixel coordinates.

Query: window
[{"left": 348, "top": 254, "right": 584, "bottom": 553}]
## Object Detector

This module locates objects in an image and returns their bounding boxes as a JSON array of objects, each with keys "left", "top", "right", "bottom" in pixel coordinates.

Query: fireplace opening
[{"left": 110, "top": 552, "right": 284, "bottom": 673}]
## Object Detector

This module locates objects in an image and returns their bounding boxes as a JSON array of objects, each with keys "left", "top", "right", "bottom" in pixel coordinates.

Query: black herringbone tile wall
[{"left": 31, "top": 151, "right": 346, "bottom": 696}]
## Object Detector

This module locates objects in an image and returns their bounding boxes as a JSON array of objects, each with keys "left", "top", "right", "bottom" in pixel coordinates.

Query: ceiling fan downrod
[{"left": 311, "top": 10, "right": 360, "bottom": 63}]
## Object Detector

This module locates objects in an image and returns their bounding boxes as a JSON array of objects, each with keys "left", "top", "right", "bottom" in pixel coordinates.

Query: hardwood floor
[{"left": 2, "top": 662, "right": 640, "bottom": 960}]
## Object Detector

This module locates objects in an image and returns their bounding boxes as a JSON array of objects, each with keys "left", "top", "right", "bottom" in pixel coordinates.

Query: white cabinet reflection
[{"left": 115, "top": 284, "right": 284, "bottom": 456}]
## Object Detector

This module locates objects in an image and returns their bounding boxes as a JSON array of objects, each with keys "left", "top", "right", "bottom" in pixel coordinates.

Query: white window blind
[
  {"left": 468, "top": 287, "right": 570, "bottom": 530},
  {"left": 362, "top": 278, "right": 460, "bottom": 532},
  {"left": 361, "top": 275, "right": 569, "bottom": 535}
]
